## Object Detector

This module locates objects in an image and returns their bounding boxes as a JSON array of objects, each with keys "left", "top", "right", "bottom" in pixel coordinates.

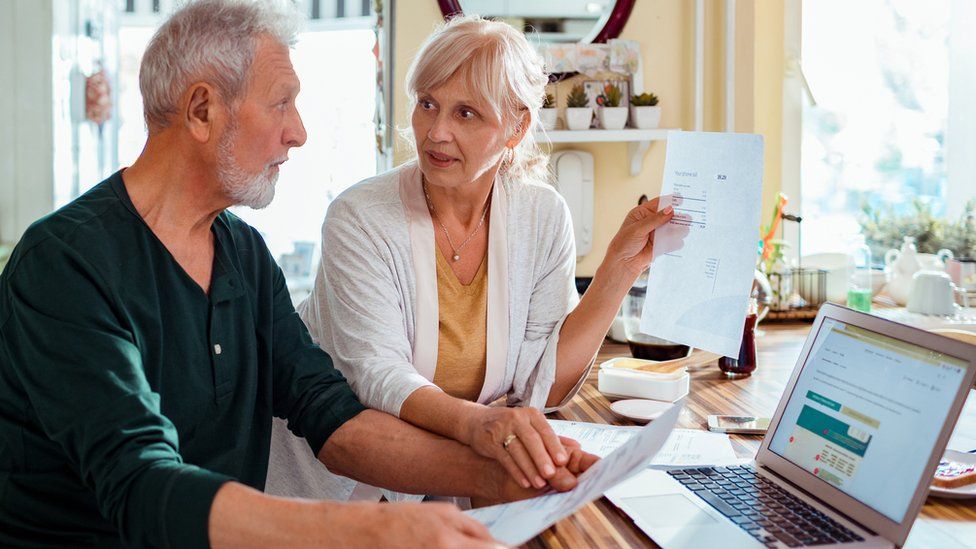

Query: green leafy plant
[
  {"left": 566, "top": 84, "right": 589, "bottom": 108},
  {"left": 631, "top": 92, "right": 659, "bottom": 106},
  {"left": 858, "top": 198, "right": 976, "bottom": 259},
  {"left": 942, "top": 200, "right": 976, "bottom": 258},
  {"left": 542, "top": 93, "right": 555, "bottom": 109},
  {"left": 596, "top": 82, "right": 622, "bottom": 107}
]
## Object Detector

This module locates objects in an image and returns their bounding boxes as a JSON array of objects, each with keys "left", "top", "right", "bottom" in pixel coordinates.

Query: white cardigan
[{"left": 266, "top": 161, "right": 588, "bottom": 501}]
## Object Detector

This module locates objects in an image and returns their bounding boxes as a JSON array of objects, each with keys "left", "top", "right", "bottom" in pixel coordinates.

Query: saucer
[
  {"left": 609, "top": 399, "right": 672, "bottom": 424},
  {"left": 928, "top": 449, "right": 976, "bottom": 500}
]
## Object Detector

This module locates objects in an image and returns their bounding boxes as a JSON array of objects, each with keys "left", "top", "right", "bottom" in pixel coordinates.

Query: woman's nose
[{"left": 427, "top": 114, "right": 453, "bottom": 143}]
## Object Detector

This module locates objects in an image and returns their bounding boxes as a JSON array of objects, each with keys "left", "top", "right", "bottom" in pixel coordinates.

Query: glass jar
[
  {"left": 846, "top": 236, "right": 873, "bottom": 312},
  {"left": 718, "top": 297, "right": 759, "bottom": 378}
]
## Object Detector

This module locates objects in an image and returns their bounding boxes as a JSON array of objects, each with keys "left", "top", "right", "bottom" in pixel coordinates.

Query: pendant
[{"left": 453, "top": 254, "right": 460, "bottom": 261}]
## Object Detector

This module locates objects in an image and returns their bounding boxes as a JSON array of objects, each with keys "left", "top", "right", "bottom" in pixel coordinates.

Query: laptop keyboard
[{"left": 666, "top": 465, "right": 865, "bottom": 547}]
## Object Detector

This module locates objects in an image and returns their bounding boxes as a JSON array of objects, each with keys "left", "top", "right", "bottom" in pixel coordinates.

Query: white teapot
[
  {"left": 884, "top": 237, "right": 920, "bottom": 305},
  {"left": 918, "top": 249, "right": 954, "bottom": 271},
  {"left": 883, "top": 237, "right": 954, "bottom": 305}
]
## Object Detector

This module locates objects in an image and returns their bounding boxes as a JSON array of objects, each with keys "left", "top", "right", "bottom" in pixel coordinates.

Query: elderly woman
[{"left": 267, "top": 15, "right": 685, "bottom": 500}]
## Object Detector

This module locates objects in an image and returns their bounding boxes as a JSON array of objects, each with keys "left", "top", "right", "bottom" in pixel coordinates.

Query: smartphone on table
[{"left": 706, "top": 415, "right": 770, "bottom": 435}]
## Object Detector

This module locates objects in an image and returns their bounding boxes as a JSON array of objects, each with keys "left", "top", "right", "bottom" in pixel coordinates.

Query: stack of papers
[
  {"left": 549, "top": 420, "right": 739, "bottom": 466},
  {"left": 466, "top": 411, "right": 746, "bottom": 546},
  {"left": 466, "top": 403, "right": 684, "bottom": 546}
]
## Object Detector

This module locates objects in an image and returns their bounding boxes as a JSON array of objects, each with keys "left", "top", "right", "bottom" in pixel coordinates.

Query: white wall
[{"left": 0, "top": 0, "right": 55, "bottom": 243}]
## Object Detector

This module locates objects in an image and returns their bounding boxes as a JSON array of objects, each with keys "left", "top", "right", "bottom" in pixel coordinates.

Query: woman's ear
[{"left": 505, "top": 110, "right": 532, "bottom": 149}]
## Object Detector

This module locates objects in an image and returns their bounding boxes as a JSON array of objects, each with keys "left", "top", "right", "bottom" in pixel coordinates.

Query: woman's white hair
[
  {"left": 406, "top": 15, "right": 550, "bottom": 184},
  {"left": 140, "top": 0, "right": 301, "bottom": 132}
]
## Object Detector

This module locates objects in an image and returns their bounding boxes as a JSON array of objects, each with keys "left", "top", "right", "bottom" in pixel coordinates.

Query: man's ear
[
  {"left": 184, "top": 82, "right": 217, "bottom": 143},
  {"left": 506, "top": 110, "right": 532, "bottom": 149}
]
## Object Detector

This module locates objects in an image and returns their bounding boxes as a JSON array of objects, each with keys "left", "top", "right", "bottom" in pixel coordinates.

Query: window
[
  {"left": 795, "top": 0, "right": 975, "bottom": 256},
  {"left": 117, "top": 4, "right": 377, "bottom": 301},
  {"left": 229, "top": 27, "right": 377, "bottom": 294}
]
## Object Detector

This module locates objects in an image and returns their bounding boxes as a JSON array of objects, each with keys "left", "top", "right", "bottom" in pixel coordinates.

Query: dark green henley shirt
[{"left": 0, "top": 171, "right": 367, "bottom": 547}]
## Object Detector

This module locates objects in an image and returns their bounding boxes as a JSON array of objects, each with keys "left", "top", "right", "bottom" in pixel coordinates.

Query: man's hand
[{"left": 321, "top": 501, "right": 501, "bottom": 549}]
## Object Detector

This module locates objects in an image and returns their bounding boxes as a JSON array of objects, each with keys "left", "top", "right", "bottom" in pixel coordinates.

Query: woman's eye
[
  {"left": 459, "top": 108, "right": 475, "bottom": 119},
  {"left": 421, "top": 100, "right": 434, "bottom": 110}
]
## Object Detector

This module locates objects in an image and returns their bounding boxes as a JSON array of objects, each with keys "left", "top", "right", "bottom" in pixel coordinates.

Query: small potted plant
[
  {"left": 564, "top": 84, "right": 592, "bottom": 131},
  {"left": 630, "top": 92, "right": 661, "bottom": 129},
  {"left": 596, "top": 82, "right": 627, "bottom": 130},
  {"left": 539, "top": 93, "right": 557, "bottom": 131}
]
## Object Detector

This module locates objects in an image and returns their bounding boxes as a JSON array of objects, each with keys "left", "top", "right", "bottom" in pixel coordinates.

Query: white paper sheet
[
  {"left": 640, "top": 131, "right": 765, "bottom": 357},
  {"left": 650, "top": 428, "right": 739, "bottom": 467},
  {"left": 548, "top": 420, "right": 641, "bottom": 458},
  {"left": 549, "top": 420, "right": 739, "bottom": 467},
  {"left": 466, "top": 402, "right": 684, "bottom": 546}
]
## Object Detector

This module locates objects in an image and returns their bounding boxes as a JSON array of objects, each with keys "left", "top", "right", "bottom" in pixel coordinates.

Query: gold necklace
[{"left": 421, "top": 178, "right": 491, "bottom": 262}]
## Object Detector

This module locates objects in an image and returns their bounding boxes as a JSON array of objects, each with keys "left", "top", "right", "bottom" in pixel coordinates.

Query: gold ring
[{"left": 502, "top": 434, "right": 518, "bottom": 449}]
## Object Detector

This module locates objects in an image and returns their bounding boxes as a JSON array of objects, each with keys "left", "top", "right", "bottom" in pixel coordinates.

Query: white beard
[{"left": 216, "top": 123, "right": 278, "bottom": 210}]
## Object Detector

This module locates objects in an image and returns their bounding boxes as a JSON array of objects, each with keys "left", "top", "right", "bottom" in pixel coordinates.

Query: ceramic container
[
  {"left": 538, "top": 108, "right": 558, "bottom": 131},
  {"left": 947, "top": 258, "right": 976, "bottom": 291},
  {"left": 598, "top": 106, "right": 627, "bottom": 130},
  {"left": 598, "top": 358, "right": 690, "bottom": 402},
  {"left": 630, "top": 105, "right": 661, "bottom": 129},
  {"left": 565, "top": 107, "right": 592, "bottom": 131},
  {"left": 907, "top": 270, "right": 958, "bottom": 316}
]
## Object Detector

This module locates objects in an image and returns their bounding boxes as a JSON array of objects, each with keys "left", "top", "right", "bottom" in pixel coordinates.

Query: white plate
[
  {"left": 928, "top": 449, "right": 976, "bottom": 499},
  {"left": 609, "top": 399, "right": 672, "bottom": 424}
]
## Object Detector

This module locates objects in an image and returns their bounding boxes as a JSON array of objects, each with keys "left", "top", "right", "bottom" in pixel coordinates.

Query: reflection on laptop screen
[{"left": 768, "top": 317, "right": 969, "bottom": 523}]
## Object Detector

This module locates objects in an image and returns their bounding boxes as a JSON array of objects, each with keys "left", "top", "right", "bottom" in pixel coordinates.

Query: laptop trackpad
[{"left": 622, "top": 493, "right": 718, "bottom": 527}]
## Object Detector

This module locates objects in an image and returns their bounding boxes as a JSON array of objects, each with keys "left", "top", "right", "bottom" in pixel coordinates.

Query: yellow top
[{"left": 431, "top": 249, "right": 488, "bottom": 401}]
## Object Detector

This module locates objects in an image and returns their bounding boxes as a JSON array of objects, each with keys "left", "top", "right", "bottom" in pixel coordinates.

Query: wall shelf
[{"left": 534, "top": 128, "right": 678, "bottom": 176}]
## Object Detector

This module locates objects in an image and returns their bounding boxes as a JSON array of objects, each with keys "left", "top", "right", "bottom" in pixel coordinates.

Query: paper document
[
  {"left": 640, "top": 131, "right": 764, "bottom": 357},
  {"left": 467, "top": 402, "right": 684, "bottom": 546},
  {"left": 651, "top": 428, "right": 739, "bottom": 467},
  {"left": 548, "top": 420, "right": 641, "bottom": 458},
  {"left": 549, "top": 420, "right": 739, "bottom": 467}
]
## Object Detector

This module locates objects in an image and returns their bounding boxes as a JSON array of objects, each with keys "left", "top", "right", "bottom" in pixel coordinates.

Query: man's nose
[{"left": 284, "top": 107, "right": 307, "bottom": 148}]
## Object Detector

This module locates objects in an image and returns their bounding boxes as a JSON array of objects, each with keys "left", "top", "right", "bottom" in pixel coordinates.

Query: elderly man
[{"left": 0, "top": 1, "right": 595, "bottom": 547}]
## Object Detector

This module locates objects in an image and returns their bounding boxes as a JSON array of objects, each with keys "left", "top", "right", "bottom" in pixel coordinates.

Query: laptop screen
[{"left": 767, "top": 317, "right": 969, "bottom": 523}]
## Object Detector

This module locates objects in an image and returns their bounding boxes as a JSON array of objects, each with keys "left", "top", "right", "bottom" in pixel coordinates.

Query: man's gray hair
[{"left": 140, "top": 0, "right": 301, "bottom": 132}]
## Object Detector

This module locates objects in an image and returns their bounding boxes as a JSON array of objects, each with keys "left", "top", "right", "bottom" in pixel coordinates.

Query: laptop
[{"left": 608, "top": 303, "right": 976, "bottom": 548}]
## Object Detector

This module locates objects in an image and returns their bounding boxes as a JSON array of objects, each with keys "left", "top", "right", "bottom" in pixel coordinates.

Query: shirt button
[{"left": 214, "top": 344, "right": 222, "bottom": 355}]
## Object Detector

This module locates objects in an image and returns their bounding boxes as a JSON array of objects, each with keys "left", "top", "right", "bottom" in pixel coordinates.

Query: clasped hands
[{"left": 461, "top": 406, "right": 598, "bottom": 504}]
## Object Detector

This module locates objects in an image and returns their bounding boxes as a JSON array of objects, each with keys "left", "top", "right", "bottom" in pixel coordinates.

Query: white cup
[{"left": 907, "top": 270, "right": 958, "bottom": 316}]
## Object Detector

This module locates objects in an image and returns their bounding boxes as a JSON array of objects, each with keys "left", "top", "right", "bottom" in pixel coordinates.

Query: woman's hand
[
  {"left": 603, "top": 195, "right": 690, "bottom": 279},
  {"left": 460, "top": 406, "right": 570, "bottom": 490},
  {"left": 475, "top": 436, "right": 600, "bottom": 507}
]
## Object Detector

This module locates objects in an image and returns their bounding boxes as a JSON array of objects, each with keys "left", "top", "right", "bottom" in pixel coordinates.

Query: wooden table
[{"left": 531, "top": 322, "right": 976, "bottom": 548}]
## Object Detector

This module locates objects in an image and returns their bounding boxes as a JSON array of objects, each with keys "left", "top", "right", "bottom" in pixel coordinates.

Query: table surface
[{"left": 531, "top": 322, "right": 976, "bottom": 548}]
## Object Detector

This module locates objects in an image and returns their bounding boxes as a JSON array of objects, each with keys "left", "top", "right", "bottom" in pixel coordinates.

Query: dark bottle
[{"left": 719, "top": 297, "right": 758, "bottom": 378}]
